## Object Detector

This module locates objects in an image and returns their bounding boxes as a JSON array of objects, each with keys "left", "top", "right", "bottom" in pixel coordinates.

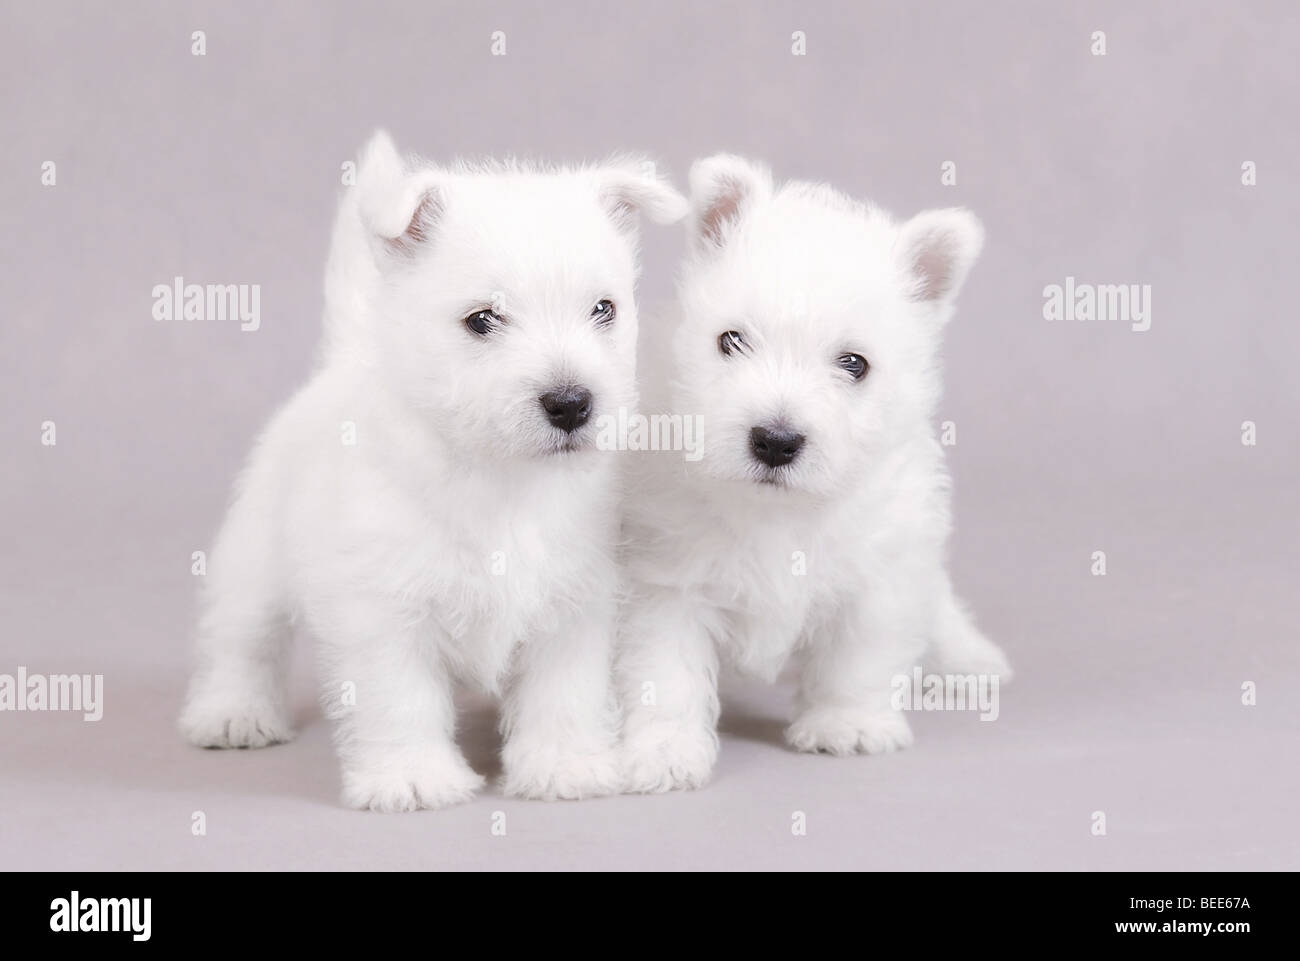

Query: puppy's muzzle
[
  {"left": 539, "top": 386, "right": 593, "bottom": 434},
  {"left": 749, "top": 424, "right": 804, "bottom": 468}
]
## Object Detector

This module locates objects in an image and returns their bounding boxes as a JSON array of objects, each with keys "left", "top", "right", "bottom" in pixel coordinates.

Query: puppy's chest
[
  {"left": 418, "top": 491, "right": 604, "bottom": 684},
  {"left": 701, "top": 528, "right": 839, "bottom": 677}
]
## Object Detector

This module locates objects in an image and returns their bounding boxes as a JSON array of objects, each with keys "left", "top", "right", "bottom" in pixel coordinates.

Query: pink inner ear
[
  {"left": 910, "top": 230, "right": 956, "bottom": 301},
  {"left": 599, "top": 174, "right": 656, "bottom": 234},
  {"left": 386, "top": 189, "right": 440, "bottom": 256},
  {"left": 698, "top": 176, "right": 746, "bottom": 245},
  {"left": 602, "top": 195, "right": 639, "bottom": 233}
]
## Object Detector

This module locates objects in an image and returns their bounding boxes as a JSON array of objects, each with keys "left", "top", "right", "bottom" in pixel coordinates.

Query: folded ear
[
  {"left": 688, "top": 154, "right": 772, "bottom": 250},
  {"left": 595, "top": 159, "right": 689, "bottom": 230},
  {"left": 355, "top": 130, "right": 445, "bottom": 255},
  {"left": 894, "top": 208, "right": 984, "bottom": 306}
]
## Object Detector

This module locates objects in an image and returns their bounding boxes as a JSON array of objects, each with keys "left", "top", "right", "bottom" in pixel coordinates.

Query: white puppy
[
  {"left": 618, "top": 155, "right": 1012, "bottom": 792},
  {"left": 179, "top": 131, "right": 686, "bottom": 811}
]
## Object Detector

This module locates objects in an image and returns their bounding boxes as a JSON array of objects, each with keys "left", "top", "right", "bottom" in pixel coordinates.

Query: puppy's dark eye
[
  {"left": 837, "top": 353, "right": 869, "bottom": 381},
  {"left": 718, "top": 330, "right": 748, "bottom": 356},
  {"left": 591, "top": 299, "right": 616, "bottom": 327},
  {"left": 465, "top": 309, "right": 501, "bottom": 337}
]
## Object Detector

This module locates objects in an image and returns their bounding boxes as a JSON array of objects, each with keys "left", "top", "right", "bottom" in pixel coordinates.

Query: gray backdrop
[{"left": 2, "top": 0, "right": 1297, "bottom": 870}]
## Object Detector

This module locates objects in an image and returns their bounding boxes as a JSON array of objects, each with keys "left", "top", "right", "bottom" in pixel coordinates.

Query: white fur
[
  {"left": 178, "top": 131, "right": 686, "bottom": 811},
  {"left": 618, "top": 155, "right": 1012, "bottom": 793}
]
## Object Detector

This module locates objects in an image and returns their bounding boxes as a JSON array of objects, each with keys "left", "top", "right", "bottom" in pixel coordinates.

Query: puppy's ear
[
  {"left": 688, "top": 154, "right": 772, "bottom": 251},
  {"left": 356, "top": 130, "right": 445, "bottom": 256},
  {"left": 894, "top": 208, "right": 984, "bottom": 306},
  {"left": 595, "top": 159, "right": 689, "bottom": 231}
]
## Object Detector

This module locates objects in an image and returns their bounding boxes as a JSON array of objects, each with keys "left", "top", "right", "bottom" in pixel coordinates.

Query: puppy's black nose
[
  {"left": 750, "top": 425, "right": 805, "bottom": 468},
  {"left": 539, "top": 386, "right": 593, "bottom": 433}
]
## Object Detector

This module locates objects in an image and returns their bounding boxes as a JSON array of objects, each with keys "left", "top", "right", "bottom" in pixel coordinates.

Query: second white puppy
[
  {"left": 179, "top": 132, "right": 685, "bottom": 810},
  {"left": 619, "top": 155, "right": 1012, "bottom": 792}
]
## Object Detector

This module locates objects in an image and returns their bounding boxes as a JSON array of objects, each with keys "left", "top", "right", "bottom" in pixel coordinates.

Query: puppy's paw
[
  {"left": 179, "top": 694, "right": 294, "bottom": 749},
  {"left": 621, "top": 724, "right": 718, "bottom": 793},
  {"left": 786, "top": 706, "right": 914, "bottom": 756},
  {"left": 501, "top": 747, "right": 623, "bottom": 801},
  {"left": 342, "top": 754, "right": 484, "bottom": 813}
]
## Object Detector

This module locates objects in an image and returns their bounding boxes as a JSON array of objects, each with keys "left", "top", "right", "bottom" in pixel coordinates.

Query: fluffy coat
[
  {"left": 179, "top": 132, "right": 686, "bottom": 811},
  {"left": 617, "top": 155, "right": 1012, "bottom": 792}
]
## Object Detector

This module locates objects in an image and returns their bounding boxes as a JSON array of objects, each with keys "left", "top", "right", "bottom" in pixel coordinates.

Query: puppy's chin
[
  {"left": 732, "top": 457, "right": 836, "bottom": 500},
  {"left": 701, "top": 460, "right": 808, "bottom": 495},
  {"left": 537, "top": 429, "right": 596, "bottom": 458},
  {"left": 753, "top": 465, "right": 796, "bottom": 490}
]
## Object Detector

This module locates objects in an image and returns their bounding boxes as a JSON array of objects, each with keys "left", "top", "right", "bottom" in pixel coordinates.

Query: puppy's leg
[
  {"left": 317, "top": 599, "right": 483, "bottom": 812},
  {"left": 926, "top": 574, "right": 1013, "bottom": 681},
  {"left": 617, "top": 590, "right": 720, "bottom": 792},
  {"left": 786, "top": 590, "right": 924, "bottom": 756},
  {"left": 179, "top": 474, "right": 293, "bottom": 749},
  {"left": 499, "top": 596, "right": 621, "bottom": 801}
]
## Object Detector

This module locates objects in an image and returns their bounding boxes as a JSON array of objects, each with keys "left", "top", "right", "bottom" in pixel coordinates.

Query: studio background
[{"left": 2, "top": 0, "right": 1297, "bottom": 870}]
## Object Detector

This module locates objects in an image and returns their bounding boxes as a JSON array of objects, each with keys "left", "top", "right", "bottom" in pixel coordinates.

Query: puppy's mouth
[
  {"left": 541, "top": 429, "right": 595, "bottom": 456},
  {"left": 753, "top": 466, "right": 795, "bottom": 489}
]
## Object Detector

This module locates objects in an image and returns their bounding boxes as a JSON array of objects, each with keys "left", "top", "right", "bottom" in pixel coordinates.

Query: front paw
[
  {"left": 501, "top": 746, "right": 622, "bottom": 801},
  {"left": 786, "top": 706, "right": 913, "bottom": 756},
  {"left": 621, "top": 723, "right": 718, "bottom": 793},
  {"left": 179, "top": 692, "right": 294, "bottom": 749},
  {"left": 341, "top": 752, "right": 485, "bottom": 812}
]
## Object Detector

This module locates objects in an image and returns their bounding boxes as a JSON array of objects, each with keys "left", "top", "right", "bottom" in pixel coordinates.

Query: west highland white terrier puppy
[
  {"left": 617, "top": 155, "right": 1012, "bottom": 792},
  {"left": 179, "top": 131, "right": 686, "bottom": 811}
]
